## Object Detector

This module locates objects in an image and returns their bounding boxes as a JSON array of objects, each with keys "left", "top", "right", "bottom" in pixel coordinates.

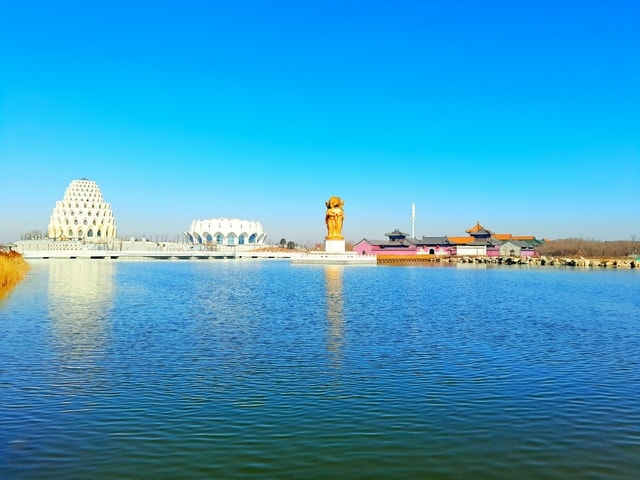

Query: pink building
[
  {"left": 353, "top": 229, "right": 418, "bottom": 255},
  {"left": 354, "top": 222, "right": 543, "bottom": 257}
]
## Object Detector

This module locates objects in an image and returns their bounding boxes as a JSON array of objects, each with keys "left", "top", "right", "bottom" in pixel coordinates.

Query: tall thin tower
[{"left": 411, "top": 202, "right": 416, "bottom": 238}]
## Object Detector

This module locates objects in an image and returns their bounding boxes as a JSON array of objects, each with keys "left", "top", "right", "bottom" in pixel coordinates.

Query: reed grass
[{"left": 0, "top": 251, "right": 29, "bottom": 298}]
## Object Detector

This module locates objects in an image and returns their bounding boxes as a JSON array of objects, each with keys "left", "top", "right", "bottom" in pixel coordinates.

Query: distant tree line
[
  {"left": 537, "top": 238, "right": 639, "bottom": 258},
  {"left": 20, "top": 230, "right": 45, "bottom": 240},
  {"left": 279, "top": 238, "right": 297, "bottom": 249}
]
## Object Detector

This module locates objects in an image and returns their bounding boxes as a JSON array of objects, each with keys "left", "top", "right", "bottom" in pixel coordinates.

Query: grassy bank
[{"left": 0, "top": 251, "right": 30, "bottom": 298}]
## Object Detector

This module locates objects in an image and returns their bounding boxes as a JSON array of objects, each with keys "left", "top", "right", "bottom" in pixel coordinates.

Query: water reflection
[
  {"left": 324, "top": 265, "right": 344, "bottom": 367},
  {"left": 48, "top": 260, "right": 115, "bottom": 368}
]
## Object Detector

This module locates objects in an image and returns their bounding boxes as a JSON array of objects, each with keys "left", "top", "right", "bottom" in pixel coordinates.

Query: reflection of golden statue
[
  {"left": 325, "top": 196, "right": 344, "bottom": 240},
  {"left": 324, "top": 265, "right": 344, "bottom": 366}
]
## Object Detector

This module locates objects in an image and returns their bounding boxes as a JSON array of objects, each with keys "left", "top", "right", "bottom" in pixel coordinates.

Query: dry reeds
[{"left": 0, "top": 251, "right": 29, "bottom": 298}]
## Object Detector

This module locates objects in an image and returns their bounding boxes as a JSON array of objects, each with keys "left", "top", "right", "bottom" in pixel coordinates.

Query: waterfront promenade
[
  {"left": 11, "top": 240, "right": 636, "bottom": 268},
  {"left": 12, "top": 239, "right": 278, "bottom": 260},
  {"left": 12, "top": 239, "right": 377, "bottom": 264}
]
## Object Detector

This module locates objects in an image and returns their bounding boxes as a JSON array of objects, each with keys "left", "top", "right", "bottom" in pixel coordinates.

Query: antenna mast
[{"left": 411, "top": 202, "right": 415, "bottom": 238}]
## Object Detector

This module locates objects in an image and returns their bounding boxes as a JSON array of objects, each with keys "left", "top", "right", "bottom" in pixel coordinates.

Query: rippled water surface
[{"left": 1, "top": 260, "right": 639, "bottom": 479}]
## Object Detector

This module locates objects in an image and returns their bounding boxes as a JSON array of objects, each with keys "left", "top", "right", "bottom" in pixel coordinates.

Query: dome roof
[
  {"left": 185, "top": 218, "right": 267, "bottom": 245},
  {"left": 47, "top": 179, "right": 117, "bottom": 241}
]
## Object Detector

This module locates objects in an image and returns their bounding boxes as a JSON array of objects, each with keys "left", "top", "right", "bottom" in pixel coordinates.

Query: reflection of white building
[
  {"left": 48, "top": 178, "right": 117, "bottom": 241},
  {"left": 184, "top": 218, "right": 267, "bottom": 246},
  {"left": 48, "top": 259, "right": 115, "bottom": 362}
]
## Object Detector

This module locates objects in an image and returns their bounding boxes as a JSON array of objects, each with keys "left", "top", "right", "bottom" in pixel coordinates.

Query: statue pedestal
[{"left": 325, "top": 239, "right": 345, "bottom": 253}]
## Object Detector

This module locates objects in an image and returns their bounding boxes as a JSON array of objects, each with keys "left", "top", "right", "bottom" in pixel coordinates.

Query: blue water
[{"left": 1, "top": 260, "right": 639, "bottom": 479}]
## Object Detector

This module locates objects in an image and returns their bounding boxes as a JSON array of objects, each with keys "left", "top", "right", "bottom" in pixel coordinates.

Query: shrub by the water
[{"left": 0, "top": 251, "right": 29, "bottom": 297}]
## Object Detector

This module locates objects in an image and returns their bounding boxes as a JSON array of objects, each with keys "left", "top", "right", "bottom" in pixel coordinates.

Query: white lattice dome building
[
  {"left": 185, "top": 218, "right": 267, "bottom": 246},
  {"left": 48, "top": 178, "right": 117, "bottom": 241}
]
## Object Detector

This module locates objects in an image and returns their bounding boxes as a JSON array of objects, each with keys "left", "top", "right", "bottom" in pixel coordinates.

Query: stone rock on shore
[{"left": 437, "top": 255, "right": 639, "bottom": 268}]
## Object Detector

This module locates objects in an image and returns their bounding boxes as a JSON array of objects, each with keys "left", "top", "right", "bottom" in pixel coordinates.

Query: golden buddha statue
[{"left": 325, "top": 196, "right": 344, "bottom": 240}]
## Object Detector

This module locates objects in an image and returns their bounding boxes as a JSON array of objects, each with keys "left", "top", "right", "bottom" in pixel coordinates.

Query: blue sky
[{"left": 1, "top": 0, "right": 638, "bottom": 245}]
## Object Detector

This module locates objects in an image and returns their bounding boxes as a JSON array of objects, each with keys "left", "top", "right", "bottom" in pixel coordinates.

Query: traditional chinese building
[
  {"left": 354, "top": 221, "right": 542, "bottom": 257},
  {"left": 353, "top": 229, "right": 418, "bottom": 255}
]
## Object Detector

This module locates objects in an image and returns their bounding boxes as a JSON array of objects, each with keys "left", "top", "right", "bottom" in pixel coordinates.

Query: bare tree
[
  {"left": 537, "top": 238, "right": 638, "bottom": 258},
  {"left": 21, "top": 230, "right": 44, "bottom": 240}
]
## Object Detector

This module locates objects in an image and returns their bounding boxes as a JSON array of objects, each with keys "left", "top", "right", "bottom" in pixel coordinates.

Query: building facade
[
  {"left": 47, "top": 178, "right": 117, "bottom": 241},
  {"left": 353, "top": 229, "right": 418, "bottom": 256},
  {"left": 184, "top": 218, "right": 267, "bottom": 247},
  {"left": 354, "top": 221, "right": 542, "bottom": 257}
]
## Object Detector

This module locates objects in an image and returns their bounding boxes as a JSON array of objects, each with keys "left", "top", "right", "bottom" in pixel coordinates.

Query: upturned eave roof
[{"left": 465, "top": 220, "right": 493, "bottom": 235}]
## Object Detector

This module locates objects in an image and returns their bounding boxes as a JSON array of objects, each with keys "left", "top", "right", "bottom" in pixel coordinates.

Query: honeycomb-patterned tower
[{"left": 48, "top": 178, "right": 117, "bottom": 241}]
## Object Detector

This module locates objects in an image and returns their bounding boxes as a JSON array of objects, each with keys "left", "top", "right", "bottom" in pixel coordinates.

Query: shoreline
[
  {"left": 0, "top": 251, "right": 30, "bottom": 298},
  {"left": 8, "top": 240, "right": 639, "bottom": 269},
  {"left": 378, "top": 254, "right": 639, "bottom": 268}
]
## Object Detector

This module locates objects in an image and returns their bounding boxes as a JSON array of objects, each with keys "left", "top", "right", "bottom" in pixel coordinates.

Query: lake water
[{"left": 1, "top": 259, "right": 639, "bottom": 479}]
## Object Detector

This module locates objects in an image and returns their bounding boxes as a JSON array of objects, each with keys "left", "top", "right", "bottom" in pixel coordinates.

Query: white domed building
[
  {"left": 48, "top": 178, "right": 117, "bottom": 241},
  {"left": 185, "top": 218, "right": 267, "bottom": 247}
]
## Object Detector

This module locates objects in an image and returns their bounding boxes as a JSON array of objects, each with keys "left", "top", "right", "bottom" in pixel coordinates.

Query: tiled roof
[
  {"left": 358, "top": 238, "right": 386, "bottom": 245},
  {"left": 447, "top": 236, "right": 474, "bottom": 244},
  {"left": 498, "top": 238, "right": 539, "bottom": 247},
  {"left": 500, "top": 239, "right": 537, "bottom": 248},
  {"left": 359, "top": 238, "right": 418, "bottom": 247},
  {"left": 512, "top": 235, "right": 535, "bottom": 240},
  {"left": 494, "top": 233, "right": 512, "bottom": 240},
  {"left": 495, "top": 234, "right": 540, "bottom": 245},
  {"left": 384, "top": 229, "right": 410, "bottom": 237},
  {"left": 359, "top": 226, "right": 542, "bottom": 250},
  {"left": 418, "top": 236, "right": 450, "bottom": 245},
  {"left": 466, "top": 221, "right": 491, "bottom": 234}
]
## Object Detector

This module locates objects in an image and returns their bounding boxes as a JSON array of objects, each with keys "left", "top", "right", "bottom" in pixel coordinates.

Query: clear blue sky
[{"left": 1, "top": 0, "right": 638, "bottom": 245}]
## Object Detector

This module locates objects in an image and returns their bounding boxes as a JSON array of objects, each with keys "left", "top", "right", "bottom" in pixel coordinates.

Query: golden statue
[{"left": 325, "top": 196, "right": 344, "bottom": 240}]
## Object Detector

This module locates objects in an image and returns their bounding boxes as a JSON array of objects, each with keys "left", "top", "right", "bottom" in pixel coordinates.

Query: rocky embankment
[{"left": 444, "top": 256, "right": 639, "bottom": 268}]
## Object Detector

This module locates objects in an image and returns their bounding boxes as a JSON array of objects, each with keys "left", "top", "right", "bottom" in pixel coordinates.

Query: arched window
[
  {"left": 216, "top": 234, "right": 224, "bottom": 245},
  {"left": 78, "top": 230, "right": 83, "bottom": 237},
  {"left": 249, "top": 234, "right": 257, "bottom": 243},
  {"left": 239, "top": 235, "right": 245, "bottom": 244},
  {"left": 87, "top": 229, "right": 93, "bottom": 237},
  {"left": 68, "top": 229, "right": 73, "bottom": 237}
]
